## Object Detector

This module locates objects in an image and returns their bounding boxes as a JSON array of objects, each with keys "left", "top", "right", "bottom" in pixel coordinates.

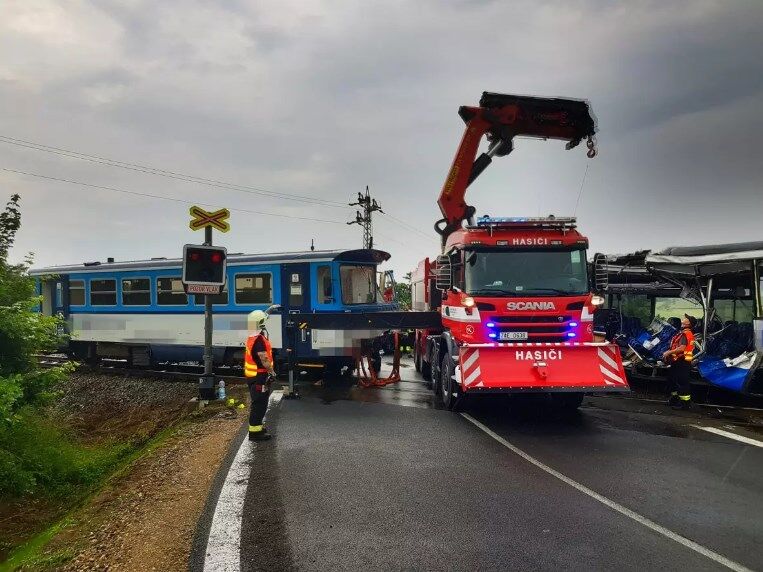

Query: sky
[{"left": 1, "top": 0, "right": 762, "bottom": 278}]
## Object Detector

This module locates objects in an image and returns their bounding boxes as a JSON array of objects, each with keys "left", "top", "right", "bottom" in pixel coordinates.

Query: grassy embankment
[
  {"left": 0, "top": 416, "right": 187, "bottom": 571},
  {"left": 0, "top": 368, "right": 238, "bottom": 570}
]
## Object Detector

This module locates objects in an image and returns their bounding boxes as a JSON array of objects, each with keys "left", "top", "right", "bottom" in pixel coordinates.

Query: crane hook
[{"left": 586, "top": 136, "right": 597, "bottom": 158}]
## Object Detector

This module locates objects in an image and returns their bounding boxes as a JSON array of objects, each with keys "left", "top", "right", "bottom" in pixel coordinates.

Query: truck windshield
[
  {"left": 464, "top": 249, "right": 588, "bottom": 296},
  {"left": 340, "top": 265, "right": 380, "bottom": 305}
]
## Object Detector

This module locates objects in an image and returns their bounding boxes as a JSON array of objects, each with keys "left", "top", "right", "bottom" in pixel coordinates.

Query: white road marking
[
  {"left": 693, "top": 425, "right": 763, "bottom": 449},
  {"left": 204, "top": 390, "right": 283, "bottom": 572},
  {"left": 461, "top": 413, "right": 754, "bottom": 572}
]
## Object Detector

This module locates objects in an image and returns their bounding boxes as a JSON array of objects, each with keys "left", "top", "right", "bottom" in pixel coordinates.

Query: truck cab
[
  {"left": 413, "top": 216, "right": 625, "bottom": 410},
  {"left": 439, "top": 216, "right": 600, "bottom": 345}
]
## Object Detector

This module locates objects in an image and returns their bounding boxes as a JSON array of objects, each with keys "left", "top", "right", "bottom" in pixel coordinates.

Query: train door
[
  {"left": 281, "top": 264, "right": 312, "bottom": 357},
  {"left": 40, "top": 277, "right": 66, "bottom": 317}
]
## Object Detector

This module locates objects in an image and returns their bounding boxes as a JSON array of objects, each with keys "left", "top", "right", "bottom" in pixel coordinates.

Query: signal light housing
[{"left": 182, "top": 244, "right": 228, "bottom": 288}]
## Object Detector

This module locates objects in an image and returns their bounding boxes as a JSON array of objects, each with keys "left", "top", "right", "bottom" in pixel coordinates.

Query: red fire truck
[{"left": 412, "top": 92, "right": 629, "bottom": 410}]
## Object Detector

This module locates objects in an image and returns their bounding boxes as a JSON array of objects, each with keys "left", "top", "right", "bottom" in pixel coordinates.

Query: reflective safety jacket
[
  {"left": 668, "top": 328, "right": 695, "bottom": 363},
  {"left": 244, "top": 333, "right": 273, "bottom": 378}
]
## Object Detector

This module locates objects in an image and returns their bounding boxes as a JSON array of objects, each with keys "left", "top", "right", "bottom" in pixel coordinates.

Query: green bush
[
  {"left": 0, "top": 408, "right": 132, "bottom": 500},
  {"left": 0, "top": 194, "right": 87, "bottom": 500}
]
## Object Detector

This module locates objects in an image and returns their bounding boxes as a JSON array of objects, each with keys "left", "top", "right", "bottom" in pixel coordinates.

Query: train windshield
[
  {"left": 464, "top": 248, "right": 588, "bottom": 296},
  {"left": 340, "top": 265, "right": 380, "bottom": 305}
]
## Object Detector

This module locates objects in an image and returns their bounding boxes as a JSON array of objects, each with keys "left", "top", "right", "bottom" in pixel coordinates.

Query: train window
[
  {"left": 340, "top": 265, "right": 379, "bottom": 305},
  {"left": 122, "top": 278, "right": 151, "bottom": 306},
  {"left": 317, "top": 266, "right": 333, "bottom": 303},
  {"left": 235, "top": 273, "right": 272, "bottom": 304},
  {"left": 70, "top": 280, "right": 85, "bottom": 306},
  {"left": 157, "top": 277, "right": 188, "bottom": 305},
  {"left": 194, "top": 286, "right": 228, "bottom": 306},
  {"left": 90, "top": 279, "right": 117, "bottom": 306}
]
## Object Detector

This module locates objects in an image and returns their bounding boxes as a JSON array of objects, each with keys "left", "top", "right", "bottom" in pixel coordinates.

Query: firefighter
[
  {"left": 663, "top": 314, "right": 697, "bottom": 409},
  {"left": 244, "top": 307, "right": 278, "bottom": 441}
]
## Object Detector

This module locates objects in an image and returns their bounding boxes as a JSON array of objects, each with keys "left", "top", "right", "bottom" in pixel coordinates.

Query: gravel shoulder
[
  {"left": 35, "top": 406, "right": 245, "bottom": 571},
  {"left": 1, "top": 371, "right": 249, "bottom": 571}
]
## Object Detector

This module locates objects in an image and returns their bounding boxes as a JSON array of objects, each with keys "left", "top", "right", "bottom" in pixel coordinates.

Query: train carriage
[{"left": 30, "top": 248, "right": 397, "bottom": 374}]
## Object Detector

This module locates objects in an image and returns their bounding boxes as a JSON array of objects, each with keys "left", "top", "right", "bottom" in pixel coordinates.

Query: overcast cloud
[{"left": 1, "top": 0, "right": 761, "bottom": 276}]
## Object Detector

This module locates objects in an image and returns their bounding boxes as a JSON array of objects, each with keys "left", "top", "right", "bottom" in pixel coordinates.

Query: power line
[
  {"left": 0, "top": 167, "right": 347, "bottom": 225},
  {"left": 0, "top": 134, "right": 350, "bottom": 209},
  {"left": 383, "top": 212, "right": 433, "bottom": 240},
  {"left": 1, "top": 133, "right": 438, "bottom": 242}
]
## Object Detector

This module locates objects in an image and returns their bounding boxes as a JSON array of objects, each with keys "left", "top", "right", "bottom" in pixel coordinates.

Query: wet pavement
[{"left": 227, "top": 359, "right": 763, "bottom": 571}]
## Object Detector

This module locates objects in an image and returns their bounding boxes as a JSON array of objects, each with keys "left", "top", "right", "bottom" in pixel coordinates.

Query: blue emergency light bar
[{"left": 472, "top": 215, "right": 577, "bottom": 229}]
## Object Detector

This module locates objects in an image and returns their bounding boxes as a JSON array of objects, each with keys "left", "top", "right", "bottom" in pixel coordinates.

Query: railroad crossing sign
[{"left": 189, "top": 206, "right": 230, "bottom": 232}]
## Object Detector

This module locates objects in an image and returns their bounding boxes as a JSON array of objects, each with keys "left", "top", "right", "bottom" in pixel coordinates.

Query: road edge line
[
  {"left": 188, "top": 417, "right": 247, "bottom": 572},
  {"left": 190, "top": 390, "right": 283, "bottom": 572},
  {"left": 692, "top": 425, "right": 763, "bottom": 448},
  {"left": 460, "top": 412, "right": 753, "bottom": 572}
]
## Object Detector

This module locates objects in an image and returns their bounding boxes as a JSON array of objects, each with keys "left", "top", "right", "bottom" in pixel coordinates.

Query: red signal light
[
  {"left": 211, "top": 252, "right": 223, "bottom": 263},
  {"left": 189, "top": 252, "right": 201, "bottom": 261}
]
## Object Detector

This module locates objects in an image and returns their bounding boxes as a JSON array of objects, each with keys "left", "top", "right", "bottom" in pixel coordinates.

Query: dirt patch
[
  {"left": 0, "top": 372, "right": 243, "bottom": 566},
  {"left": 25, "top": 398, "right": 246, "bottom": 571},
  {"left": 51, "top": 372, "right": 199, "bottom": 443}
]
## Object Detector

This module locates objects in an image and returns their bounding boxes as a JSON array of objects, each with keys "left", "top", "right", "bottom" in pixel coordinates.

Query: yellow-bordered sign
[{"left": 189, "top": 206, "right": 230, "bottom": 232}]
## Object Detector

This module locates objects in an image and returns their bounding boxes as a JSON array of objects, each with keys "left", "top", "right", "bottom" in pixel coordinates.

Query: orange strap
[{"left": 356, "top": 332, "right": 401, "bottom": 388}]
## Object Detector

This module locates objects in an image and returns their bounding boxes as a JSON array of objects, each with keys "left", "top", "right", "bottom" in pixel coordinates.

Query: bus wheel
[{"left": 440, "top": 354, "right": 459, "bottom": 411}]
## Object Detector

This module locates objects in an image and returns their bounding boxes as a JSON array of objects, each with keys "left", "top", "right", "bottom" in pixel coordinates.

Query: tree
[
  {"left": 0, "top": 195, "right": 71, "bottom": 424},
  {"left": 394, "top": 272, "right": 412, "bottom": 310}
]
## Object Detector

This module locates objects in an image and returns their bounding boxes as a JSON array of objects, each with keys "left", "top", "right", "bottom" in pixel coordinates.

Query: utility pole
[{"left": 347, "top": 185, "right": 383, "bottom": 249}]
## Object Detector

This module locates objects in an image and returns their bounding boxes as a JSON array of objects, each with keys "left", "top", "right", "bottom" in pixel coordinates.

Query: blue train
[{"left": 30, "top": 248, "right": 397, "bottom": 374}]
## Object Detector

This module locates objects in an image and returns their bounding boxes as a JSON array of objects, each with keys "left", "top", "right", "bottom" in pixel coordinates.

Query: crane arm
[{"left": 435, "top": 92, "right": 597, "bottom": 246}]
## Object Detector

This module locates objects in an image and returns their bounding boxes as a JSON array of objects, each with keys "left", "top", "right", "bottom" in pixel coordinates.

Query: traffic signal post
[
  {"left": 202, "top": 226, "right": 215, "bottom": 400},
  {"left": 184, "top": 206, "right": 230, "bottom": 400}
]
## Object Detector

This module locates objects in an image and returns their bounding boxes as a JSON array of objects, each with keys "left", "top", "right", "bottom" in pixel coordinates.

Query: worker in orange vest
[
  {"left": 244, "top": 309, "right": 277, "bottom": 441},
  {"left": 663, "top": 314, "right": 697, "bottom": 410}
]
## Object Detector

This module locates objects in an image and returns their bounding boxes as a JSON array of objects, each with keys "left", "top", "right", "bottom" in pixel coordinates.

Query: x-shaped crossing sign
[{"left": 189, "top": 206, "right": 230, "bottom": 232}]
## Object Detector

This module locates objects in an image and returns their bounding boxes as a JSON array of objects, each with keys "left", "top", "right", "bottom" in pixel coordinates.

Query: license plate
[{"left": 499, "top": 331, "right": 528, "bottom": 341}]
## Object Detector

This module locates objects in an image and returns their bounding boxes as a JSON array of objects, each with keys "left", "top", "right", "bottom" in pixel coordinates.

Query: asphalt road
[{"left": 219, "top": 364, "right": 763, "bottom": 571}]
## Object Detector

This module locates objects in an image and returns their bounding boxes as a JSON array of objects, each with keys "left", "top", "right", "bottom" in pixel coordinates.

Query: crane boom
[{"left": 435, "top": 92, "right": 597, "bottom": 248}]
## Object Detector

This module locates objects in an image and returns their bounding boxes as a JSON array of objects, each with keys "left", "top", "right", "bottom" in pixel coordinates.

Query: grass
[
  {"left": 0, "top": 401, "right": 225, "bottom": 571},
  {"left": 0, "top": 408, "right": 134, "bottom": 502}
]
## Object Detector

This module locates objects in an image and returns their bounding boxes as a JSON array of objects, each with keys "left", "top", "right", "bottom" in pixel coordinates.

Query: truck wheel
[
  {"left": 440, "top": 354, "right": 459, "bottom": 411},
  {"left": 550, "top": 392, "right": 584, "bottom": 412},
  {"left": 421, "top": 353, "right": 432, "bottom": 383}
]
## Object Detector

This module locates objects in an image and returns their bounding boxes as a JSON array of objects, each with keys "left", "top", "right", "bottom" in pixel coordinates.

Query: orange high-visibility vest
[
  {"left": 244, "top": 333, "right": 273, "bottom": 378},
  {"left": 669, "top": 328, "right": 695, "bottom": 363}
]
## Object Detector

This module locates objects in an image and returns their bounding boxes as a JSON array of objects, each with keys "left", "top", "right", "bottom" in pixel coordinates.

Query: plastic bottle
[{"left": 217, "top": 379, "right": 226, "bottom": 400}]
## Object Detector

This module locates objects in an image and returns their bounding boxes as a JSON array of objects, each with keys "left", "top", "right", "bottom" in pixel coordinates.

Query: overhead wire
[
  {"left": 0, "top": 167, "right": 347, "bottom": 225},
  {"left": 0, "top": 134, "right": 349, "bottom": 208},
  {"left": 1, "top": 133, "right": 438, "bottom": 242}
]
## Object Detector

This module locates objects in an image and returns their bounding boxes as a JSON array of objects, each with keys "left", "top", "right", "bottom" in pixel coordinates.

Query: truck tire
[
  {"left": 420, "top": 347, "right": 432, "bottom": 383},
  {"left": 440, "top": 354, "right": 459, "bottom": 411},
  {"left": 550, "top": 392, "right": 584, "bottom": 412}
]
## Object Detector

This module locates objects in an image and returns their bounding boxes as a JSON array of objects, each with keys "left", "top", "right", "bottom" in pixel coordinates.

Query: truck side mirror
[
  {"left": 435, "top": 254, "right": 452, "bottom": 291},
  {"left": 592, "top": 253, "right": 609, "bottom": 292}
]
